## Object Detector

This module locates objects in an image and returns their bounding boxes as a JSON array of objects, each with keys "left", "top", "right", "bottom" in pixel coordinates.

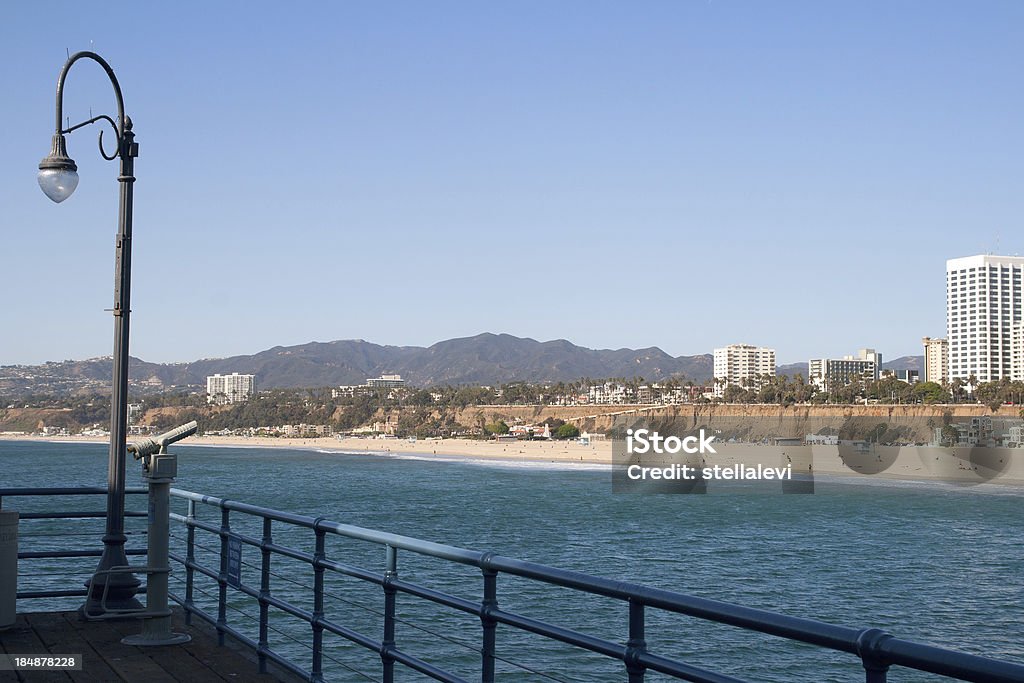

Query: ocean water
[{"left": 2, "top": 439, "right": 1023, "bottom": 682}]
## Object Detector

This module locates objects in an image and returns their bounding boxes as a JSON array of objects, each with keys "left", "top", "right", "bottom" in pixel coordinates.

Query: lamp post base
[{"left": 78, "top": 534, "right": 142, "bottom": 620}]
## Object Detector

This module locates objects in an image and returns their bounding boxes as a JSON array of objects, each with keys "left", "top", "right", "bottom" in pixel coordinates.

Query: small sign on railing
[{"left": 226, "top": 534, "right": 242, "bottom": 588}]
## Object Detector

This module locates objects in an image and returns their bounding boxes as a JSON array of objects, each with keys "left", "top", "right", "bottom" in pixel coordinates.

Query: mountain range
[{"left": 0, "top": 333, "right": 924, "bottom": 396}]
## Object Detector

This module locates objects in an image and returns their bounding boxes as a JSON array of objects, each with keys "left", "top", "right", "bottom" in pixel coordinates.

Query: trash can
[{"left": 0, "top": 511, "right": 17, "bottom": 629}]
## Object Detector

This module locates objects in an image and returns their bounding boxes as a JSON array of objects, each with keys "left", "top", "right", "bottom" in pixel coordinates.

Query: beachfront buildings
[
  {"left": 807, "top": 349, "right": 882, "bottom": 391},
  {"left": 922, "top": 337, "right": 949, "bottom": 385},
  {"left": 588, "top": 382, "right": 629, "bottom": 404},
  {"left": 334, "top": 374, "right": 408, "bottom": 398},
  {"left": 947, "top": 255, "right": 1024, "bottom": 383},
  {"left": 206, "top": 373, "right": 256, "bottom": 404},
  {"left": 712, "top": 344, "right": 776, "bottom": 397}
]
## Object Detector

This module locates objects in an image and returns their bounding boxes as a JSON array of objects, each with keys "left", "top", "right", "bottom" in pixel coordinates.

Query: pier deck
[{"left": 0, "top": 609, "right": 304, "bottom": 682}]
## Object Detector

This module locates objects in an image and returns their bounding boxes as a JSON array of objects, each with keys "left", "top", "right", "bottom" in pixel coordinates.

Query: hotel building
[
  {"left": 946, "top": 255, "right": 1024, "bottom": 383},
  {"left": 712, "top": 344, "right": 776, "bottom": 397},
  {"left": 206, "top": 373, "right": 256, "bottom": 404}
]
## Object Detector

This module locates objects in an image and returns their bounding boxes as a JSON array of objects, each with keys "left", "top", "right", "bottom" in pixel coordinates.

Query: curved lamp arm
[
  {"left": 38, "top": 51, "right": 132, "bottom": 203},
  {"left": 55, "top": 51, "right": 126, "bottom": 137}
]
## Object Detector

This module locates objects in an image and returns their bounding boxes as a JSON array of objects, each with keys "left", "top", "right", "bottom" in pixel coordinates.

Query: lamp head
[{"left": 38, "top": 133, "right": 79, "bottom": 203}]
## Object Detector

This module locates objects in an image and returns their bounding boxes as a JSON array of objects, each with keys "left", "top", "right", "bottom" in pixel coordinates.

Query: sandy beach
[{"left": 0, "top": 433, "right": 614, "bottom": 465}]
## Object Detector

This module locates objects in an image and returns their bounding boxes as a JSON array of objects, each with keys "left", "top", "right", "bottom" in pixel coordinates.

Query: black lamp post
[{"left": 38, "top": 51, "right": 141, "bottom": 617}]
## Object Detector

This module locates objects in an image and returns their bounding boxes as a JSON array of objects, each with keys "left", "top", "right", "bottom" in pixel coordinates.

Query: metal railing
[
  {"left": 164, "top": 488, "right": 1024, "bottom": 683},
  {"left": 0, "top": 487, "right": 149, "bottom": 602}
]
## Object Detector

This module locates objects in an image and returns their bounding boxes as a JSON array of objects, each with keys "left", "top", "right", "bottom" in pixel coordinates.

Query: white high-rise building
[
  {"left": 712, "top": 344, "right": 776, "bottom": 397},
  {"left": 922, "top": 337, "right": 949, "bottom": 385},
  {"left": 946, "top": 255, "right": 1024, "bottom": 383},
  {"left": 1012, "top": 323, "right": 1024, "bottom": 382},
  {"left": 207, "top": 373, "right": 256, "bottom": 404}
]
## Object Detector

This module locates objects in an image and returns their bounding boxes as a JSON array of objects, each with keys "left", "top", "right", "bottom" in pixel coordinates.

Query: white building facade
[
  {"left": 947, "top": 255, "right": 1024, "bottom": 383},
  {"left": 712, "top": 344, "right": 776, "bottom": 397},
  {"left": 1012, "top": 323, "right": 1024, "bottom": 382},
  {"left": 922, "top": 337, "right": 949, "bottom": 385},
  {"left": 807, "top": 349, "right": 882, "bottom": 391},
  {"left": 207, "top": 373, "right": 256, "bottom": 404},
  {"left": 366, "top": 374, "right": 406, "bottom": 388}
]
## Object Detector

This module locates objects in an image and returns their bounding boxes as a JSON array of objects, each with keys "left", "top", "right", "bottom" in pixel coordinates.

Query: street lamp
[{"left": 39, "top": 51, "right": 141, "bottom": 617}]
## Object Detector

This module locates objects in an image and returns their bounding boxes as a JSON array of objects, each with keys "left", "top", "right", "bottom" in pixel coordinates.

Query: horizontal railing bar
[
  {"left": 17, "top": 589, "right": 88, "bottom": 599},
  {"left": 318, "top": 556, "right": 385, "bottom": 586},
  {"left": 262, "top": 539, "right": 314, "bottom": 565},
  {"left": 19, "top": 548, "right": 147, "bottom": 559},
  {"left": 879, "top": 637, "right": 1024, "bottom": 683},
  {"left": 169, "top": 513, "right": 219, "bottom": 536},
  {"left": 18, "top": 587, "right": 148, "bottom": 600},
  {"left": 17, "top": 510, "right": 147, "bottom": 520},
  {"left": 314, "top": 519, "right": 485, "bottom": 566},
  {"left": 319, "top": 615, "right": 382, "bottom": 653},
  {"left": 173, "top": 552, "right": 220, "bottom": 585},
  {"left": 171, "top": 489, "right": 318, "bottom": 527},
  {"left": 262, "top": 592, "right": 313, "bottom": 624},
  {"left": 489, "top": 607, "right": 626, "bottom": 660},
  {"left": 0, "top": 487, "right": 148, "bottom": 497},
  {"left": 389, "top": 578, "right": 480, "bottom": 616}
]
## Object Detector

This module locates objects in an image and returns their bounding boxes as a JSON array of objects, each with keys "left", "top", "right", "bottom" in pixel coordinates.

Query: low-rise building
[
  {"left": 808, "top": 349, "right": 882, "bottom": 391},
  {"left": 367, "top": 374, "right": 405, "bottom": 388}
]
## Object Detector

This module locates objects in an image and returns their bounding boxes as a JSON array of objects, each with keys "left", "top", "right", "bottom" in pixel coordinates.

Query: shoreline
[{"left": 4, "top": 434, "right": 1024, "bottom": 488}]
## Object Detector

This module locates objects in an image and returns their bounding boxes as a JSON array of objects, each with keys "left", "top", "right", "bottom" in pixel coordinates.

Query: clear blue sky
[{"left": 3, "top": 1, "right": 1022, "bottom": 367}]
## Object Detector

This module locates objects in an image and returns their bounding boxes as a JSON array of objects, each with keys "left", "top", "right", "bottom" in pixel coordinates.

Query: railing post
[
  {"left": 625, "top": 599, "right": 646, "bottom": 683},
  {"left": 258, "top": 517, "right": 272, "bottom": 674},
  {"left": 480, "top": 565, "right": 498, "bottom": 683},
  {"left": 381, "top": 545, "right": 398, "bottom": 683},
  {"left": 217, "top": 507, "right": 230, "bottom": 646},
  {"left": 184, "top": 499, "right": 195, "bottom": 626},
  {"left": 857, "top": 628, "right": 892, "bottom": 683},
  {"left": 311, "top": 527, "right": 326, "bottom": 683}
]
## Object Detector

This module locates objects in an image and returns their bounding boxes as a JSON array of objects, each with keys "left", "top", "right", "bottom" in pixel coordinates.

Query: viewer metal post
[{"left": 37, "top": 51, "right": 141, "bottom": 616}]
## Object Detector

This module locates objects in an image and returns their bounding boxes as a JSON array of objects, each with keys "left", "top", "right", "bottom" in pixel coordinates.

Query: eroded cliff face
[{"left": 451, "top": 403, "right": 1018, "bottom": 442}]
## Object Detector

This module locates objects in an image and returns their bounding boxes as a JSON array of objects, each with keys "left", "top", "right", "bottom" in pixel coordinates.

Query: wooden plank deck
[{"left": 0, "top": 610, "right": 307, "bottom": 682}]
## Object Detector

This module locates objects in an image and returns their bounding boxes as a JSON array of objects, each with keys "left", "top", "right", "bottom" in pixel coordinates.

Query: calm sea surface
[{"left": 2, "top": 439, "right": 1023, "bottom": 682}]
